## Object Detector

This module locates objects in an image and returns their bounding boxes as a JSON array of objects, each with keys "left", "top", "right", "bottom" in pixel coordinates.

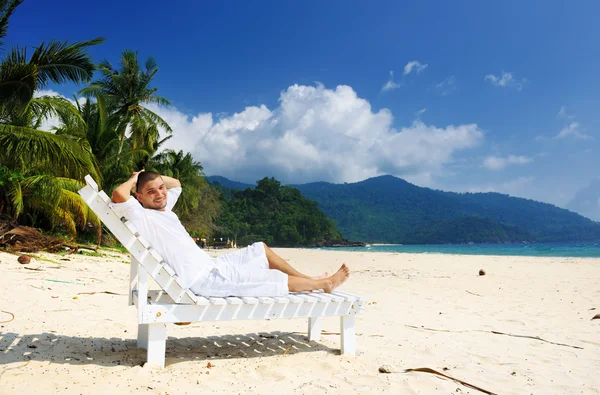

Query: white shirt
[{"left": 110, "top": 187, "right": 213, "bottom": 289}]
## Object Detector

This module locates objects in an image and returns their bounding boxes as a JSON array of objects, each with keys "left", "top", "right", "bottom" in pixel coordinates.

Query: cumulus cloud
[
  {"left": 554, "top": 121, "right": 593, "bottom": 140},
  {"left": 381, "top": 71, "right": 401, "bottom": 93},
  {"left": 404, "top": 60, "right": 428, "bottom": 75},
  {"left": 484, "top": 71, "right": 526, "bottom": 91},
  {"left": 482, "top": 155, "right": 533, "bottom": 171},
  {"left": 151, "top": 83, "right": 484, "bottom": 185}
]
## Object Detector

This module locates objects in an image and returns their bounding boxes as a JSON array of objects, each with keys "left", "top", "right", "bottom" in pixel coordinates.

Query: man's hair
[{"left": 136, "top": 171, "right": 162, "bottom": 193}]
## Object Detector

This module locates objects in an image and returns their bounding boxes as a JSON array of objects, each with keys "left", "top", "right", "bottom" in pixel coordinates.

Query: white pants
[{"left": 190, "top": 242, "right": 289, "bottom": 297}]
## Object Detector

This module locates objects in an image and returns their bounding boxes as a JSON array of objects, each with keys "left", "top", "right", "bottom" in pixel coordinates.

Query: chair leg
[
  {"left": 137, "top": 323, "right": 149, "bottom": 349},
  {"left": 340, "top": 315, "right": 355, "bottom": 355},
  {"left": 146, "top": 323, "right": 167, "bottom": 368},
  {"left": 308, "top": 317, "right": 322, "bottom": 341}
]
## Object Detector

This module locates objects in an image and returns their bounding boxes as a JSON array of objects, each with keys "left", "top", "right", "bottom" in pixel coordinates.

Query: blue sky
[{"left": 8, "top": 0, "right": 600, "bottom": 211}]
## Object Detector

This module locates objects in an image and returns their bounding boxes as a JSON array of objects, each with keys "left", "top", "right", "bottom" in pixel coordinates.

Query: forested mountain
[
  {"left": 209, "top": 175, "right": 600, "bottom": 244},
  {"left": 213, "top": 178, "right": 341, "bottom": 246}
]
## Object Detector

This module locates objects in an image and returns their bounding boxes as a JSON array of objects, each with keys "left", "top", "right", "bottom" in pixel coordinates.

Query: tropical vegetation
[
  {"left": 0, "top": 0, "right": 220, "bottom": 243},
  {"left": 0, "top": 0, "right": 340, "bottom": 247}
]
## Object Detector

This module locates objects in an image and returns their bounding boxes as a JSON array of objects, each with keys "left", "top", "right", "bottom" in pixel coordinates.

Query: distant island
[{"left": 209, "top": 175, "right": 600, "bottom": 245}]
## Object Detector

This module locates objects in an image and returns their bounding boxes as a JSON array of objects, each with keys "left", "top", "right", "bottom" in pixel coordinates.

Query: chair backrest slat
[{"left": 79, "top": 177, "right": 198, "bottom": 305}]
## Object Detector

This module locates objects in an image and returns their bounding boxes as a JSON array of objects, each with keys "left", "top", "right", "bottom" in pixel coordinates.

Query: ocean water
[{"left": 324, "top": 241, "right": 600, "bottom": 258}]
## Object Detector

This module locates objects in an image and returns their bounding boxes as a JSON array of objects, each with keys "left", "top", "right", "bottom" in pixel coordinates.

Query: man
[{"left": 110, "top": 170, "right": 350, "bottom": 297}]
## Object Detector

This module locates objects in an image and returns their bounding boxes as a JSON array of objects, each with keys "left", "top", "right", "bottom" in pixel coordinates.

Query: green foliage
[
  {"left": 216, "top": 177, "right": 342, "bottom": 247},
  {"left": 0, "top": 165, "right": 23, "bottom": 186}
]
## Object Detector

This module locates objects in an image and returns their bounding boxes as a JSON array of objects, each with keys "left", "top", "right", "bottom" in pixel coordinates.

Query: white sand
[{"left": 1, "top": 247, "right": 599, "bottom": 394}]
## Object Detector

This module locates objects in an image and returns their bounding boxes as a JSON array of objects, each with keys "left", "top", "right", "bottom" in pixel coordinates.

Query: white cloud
[
  {"left": 151, "top": 83, "right": 484, "bottom": 184},
  {"left": 381, "top": 70, "right": 401, "bottom": 93},
  {"left": 484, "top": 71, "right": 526, "bottom": 91},
  {"left": 404, "top": 60, "right": 428, "bottom": 75},
  {"left": 482, "top": 154, "right": 533, "bottom": 171},
  {"left": 554, "top": 121, "right": 593, "bottom": 140},
  {"left": 435, "top": 75, "right": 456, "bottom": 96}
]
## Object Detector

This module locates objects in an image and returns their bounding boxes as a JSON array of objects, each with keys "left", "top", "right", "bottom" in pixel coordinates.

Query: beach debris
[
  {"left": 466, "top": 290, "right": 483, "bottom": 297},
  {"left": 405, "top": 325, "right": 584, "bottom": 349},
  {"left": 206, "top": 362, "right": 213, "bottom": 369},
  {"left": 78, "top": 291, "right": 124, "bottom": 296},
  {"left": 490, "top": 331, "right": 583, "bottom": 349},
  {"left": 0, "top": 361, "right": 30, "bottom": 381},
  {"left": 282, "top": 345, "right": 293, "bottom": 355},
  {"left": 17, "top": 254, "right": 31, "bottom": 264},
  {"left": 478, "top": 269, "right": 486, "bottom": 276},
  {"left": 405, "top": 367, "right": 498, "bottom": 395},
  {"left": 0, "top": 226, "right": 68, "bottom": 252},
  {"left": 0, "top": 310, "right": 15, "bottom": 324},
  {"left": 591, "top": 314, "right": 600, "bottom": 320},
  {"left": 23, "top": 266, "right": 44, "bottom": 271},
  {"left": 45, "top": 279, "right": 85, "bottom": 286},
  {"left": 27, "top": 344, "right": 37, "bottom": 349},
  {"left": 378, "top": 364, "right": 395, "bottom": 373}
]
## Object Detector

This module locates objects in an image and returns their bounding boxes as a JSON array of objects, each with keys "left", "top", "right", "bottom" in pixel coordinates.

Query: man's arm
[
  {"left": 161, "top": 175, "right": 181, "bottom": 189},
  {"left": 112, "top": 170, "right": 143, "bottom": 203}
]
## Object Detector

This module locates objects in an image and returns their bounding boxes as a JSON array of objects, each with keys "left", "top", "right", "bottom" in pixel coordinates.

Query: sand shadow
[{"left": 0, "top": 330, "right": 338, "bottom": 367}]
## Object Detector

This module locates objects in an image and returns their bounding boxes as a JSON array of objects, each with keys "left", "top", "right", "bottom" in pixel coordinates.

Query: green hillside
[
  {"left": 209, "top": 175, "right": 600, "bottom": 244},
  {"left": 293, "top": 175, "right": 600, "bottom": 243}
]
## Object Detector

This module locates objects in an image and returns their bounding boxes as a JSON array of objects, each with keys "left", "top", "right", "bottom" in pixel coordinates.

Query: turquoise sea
[{"left": 326, "top": 241, "right": 600, "bottom": 258}]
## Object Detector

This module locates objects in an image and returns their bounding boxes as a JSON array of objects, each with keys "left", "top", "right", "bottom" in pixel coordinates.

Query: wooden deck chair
[{"left": 78, "top": 175, "right": 365, "bottom": 368}]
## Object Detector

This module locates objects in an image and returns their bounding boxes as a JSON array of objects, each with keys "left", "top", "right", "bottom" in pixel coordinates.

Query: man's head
[{"left": 135, "top": 171, "right": 168, "bottom": 211}]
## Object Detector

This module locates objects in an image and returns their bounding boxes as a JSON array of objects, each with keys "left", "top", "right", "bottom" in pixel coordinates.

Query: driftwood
[
  {"left": 405, "top": 367, "right": 498, "bottom": 395},
  {"left": 0, "top": 226, "right": 67, "bottom": 252}
]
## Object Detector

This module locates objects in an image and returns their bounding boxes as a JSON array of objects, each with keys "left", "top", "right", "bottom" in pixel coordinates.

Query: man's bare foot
[
  {"left": 323, "top": 264, "right": 350, "bottom": 293},
  {"left": 311, "top": 272, "right": 328, "bottom": 280}
]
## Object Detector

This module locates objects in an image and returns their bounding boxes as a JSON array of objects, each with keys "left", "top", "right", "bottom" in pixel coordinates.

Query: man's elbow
[{"left": 111, "top": 190, "right": 128, "bottom": 204}]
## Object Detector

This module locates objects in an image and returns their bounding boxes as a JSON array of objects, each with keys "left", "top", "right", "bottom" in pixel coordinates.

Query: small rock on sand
[
  {"left": 479, "top": 269, "right": 486, "bottom": 276},
  {"left": 18, "top": 255, "right": 31, "bottom": 264},
  {"left": 379, "top": 364, "right": 394, "bottom": 373}
]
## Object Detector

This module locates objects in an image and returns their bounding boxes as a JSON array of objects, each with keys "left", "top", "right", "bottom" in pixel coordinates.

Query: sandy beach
[{"left": 1, "top": 247, "right": 599, "bottom": 394}]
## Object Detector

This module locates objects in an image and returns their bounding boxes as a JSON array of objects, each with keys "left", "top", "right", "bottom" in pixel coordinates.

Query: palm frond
[
  {"left": 0, "top": 124, "right": 100, "bottom": 181},
  {"left": 26, "top": 94, "right": 85, "bottom": 131},
  {"left": 0, "top": 0, "right": 23, "bottom": 43},
  {"left": 29, "top": 38, "right": 104, "bottom": 87}
]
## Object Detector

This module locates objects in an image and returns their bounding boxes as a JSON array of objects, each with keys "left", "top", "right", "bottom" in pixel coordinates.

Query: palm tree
[
  {"left": 0, "top": 0, "right": 103, "bottom": 238},
  {"left": 80, "top": 50, "right": 172, "bottom": 156}
]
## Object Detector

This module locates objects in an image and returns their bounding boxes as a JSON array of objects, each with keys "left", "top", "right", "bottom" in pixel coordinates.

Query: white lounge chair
[{"left": 78, "top": 175, "right": 365, "bottom": 368}]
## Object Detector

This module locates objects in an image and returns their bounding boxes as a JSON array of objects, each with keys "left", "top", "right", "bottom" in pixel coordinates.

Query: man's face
[{"left": 136, "top": 177, "right": 168, "bottom": 211}]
